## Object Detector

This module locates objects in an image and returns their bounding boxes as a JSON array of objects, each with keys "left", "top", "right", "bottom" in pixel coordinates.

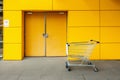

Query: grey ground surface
[{"left": 0, "top": 57, "right": 120, "bottom": 80}]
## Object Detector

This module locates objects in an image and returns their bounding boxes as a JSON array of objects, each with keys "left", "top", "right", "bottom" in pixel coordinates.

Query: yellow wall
[
  {"left": 3, "top": 0, "right": 120, "bottom": 60},
  {"left": 3, "top": 11, "right": 24, "bottom": 60}
]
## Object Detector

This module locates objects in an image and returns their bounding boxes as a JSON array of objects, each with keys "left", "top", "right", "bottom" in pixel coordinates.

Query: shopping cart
[{"left": 65, "top": 40, "right": 99, "bottom": 72}]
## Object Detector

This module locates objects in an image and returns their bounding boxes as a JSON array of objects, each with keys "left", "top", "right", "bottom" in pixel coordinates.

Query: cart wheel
[
  {"left": 65, "top": 62, "right": 69, "bottom": 68},
  {"left": 93, "top": 67, "right": 99, "bottom": 72},
  {"left": 68, "top": 68, "right": 71, "bottom": 71},
  {"left": 88, "top": 62, "right": 92, "bottom": 65}
]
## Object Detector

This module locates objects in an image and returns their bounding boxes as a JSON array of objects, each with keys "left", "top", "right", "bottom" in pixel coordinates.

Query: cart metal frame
[{"left": 65, "top": 40, "right": 99, "bottom": 72}]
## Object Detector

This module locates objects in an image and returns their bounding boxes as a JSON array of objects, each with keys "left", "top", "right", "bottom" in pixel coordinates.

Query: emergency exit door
[{"left": 25, "top": 12, "right": 66, "bottom": 56}]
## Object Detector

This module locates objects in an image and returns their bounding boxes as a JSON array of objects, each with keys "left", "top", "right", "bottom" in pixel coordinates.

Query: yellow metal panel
[
  {"left": 25, "top": 13, "right": 44, "bottom": 56},
  {"left": 68, "top": 11, "right": 99, "bottom": 26},
  {"left": 101, "top": 27, "right": 120, "bottom": 43},
  {"left": 68, "top": 27, "right": 100, "bottom": 59},
  {"left": 46, "top": 12, "right": 66, "bottom": 56},
  {"left": 22, "top": 43, "right": 24, "bottom": 58},
  {"left": 101, "top": 44, "right": 120, "bottom": 59},
  {"left": 101, "top": 11, "right": 120, "bottom": 26},
  {"left": 4, "top": 0, "right": 21, "bottom": 10},
  {"left": 3, "top": 44, "right": 23, "bottom": 60},
  {"left": 68, "top": 27, "right": 99, "bottom": 42},
  {"left": 4, "top": 28, "right": 22, "bottom": 43},
  {"left": 3, "top": 11, "right": 22, "bottom": 27},
  {"left": 21, "top": 0, "right": 52, "bottom": 10},
  {"left": 100, "top": 0, "right": 120, "bottom": 10},
  {"left": 90, "top": 45, "right": 100, "bottom": 60},
  {"left": 4, "top": 0, "right": 52, "bottom": 10},
  {"left": 53, "top": 0, "right": 99, "bottom": 10}
]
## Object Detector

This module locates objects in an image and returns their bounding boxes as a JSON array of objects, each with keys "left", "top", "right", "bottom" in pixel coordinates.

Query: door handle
[{"left": 43, "top": 33, "right": 48, "bottom": 38}]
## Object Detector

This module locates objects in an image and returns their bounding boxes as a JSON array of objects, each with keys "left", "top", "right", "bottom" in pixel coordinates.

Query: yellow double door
[{"left": 25, "top": 12, "right": 66, "bottom": 56}]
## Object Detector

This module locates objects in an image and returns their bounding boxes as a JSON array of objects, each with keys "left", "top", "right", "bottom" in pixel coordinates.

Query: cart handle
[
  {"left": 90, "top": 40, "right": 100, "bottom": 43},
  {"left": 66, "top": 40, "right": 100, "bottom": 44}
]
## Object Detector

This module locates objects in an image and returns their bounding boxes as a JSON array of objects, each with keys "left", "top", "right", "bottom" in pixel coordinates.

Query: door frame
[{"left": 24, "top": 11, "right": 68, "bottom": 57}]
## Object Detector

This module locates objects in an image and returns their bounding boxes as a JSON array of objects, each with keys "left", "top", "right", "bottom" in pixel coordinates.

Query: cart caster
[
  {"left": 93, "top": 67, "right": 99, "bottom": 72},
  {"left": 65, "top": 62, "right": 68, "bottom": 68},
  {"left": 88, "top": 62, "right": 92, "bottom": 65},
  {"left": 68, "top": 68, "right": 71, "bottom": 71}
]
